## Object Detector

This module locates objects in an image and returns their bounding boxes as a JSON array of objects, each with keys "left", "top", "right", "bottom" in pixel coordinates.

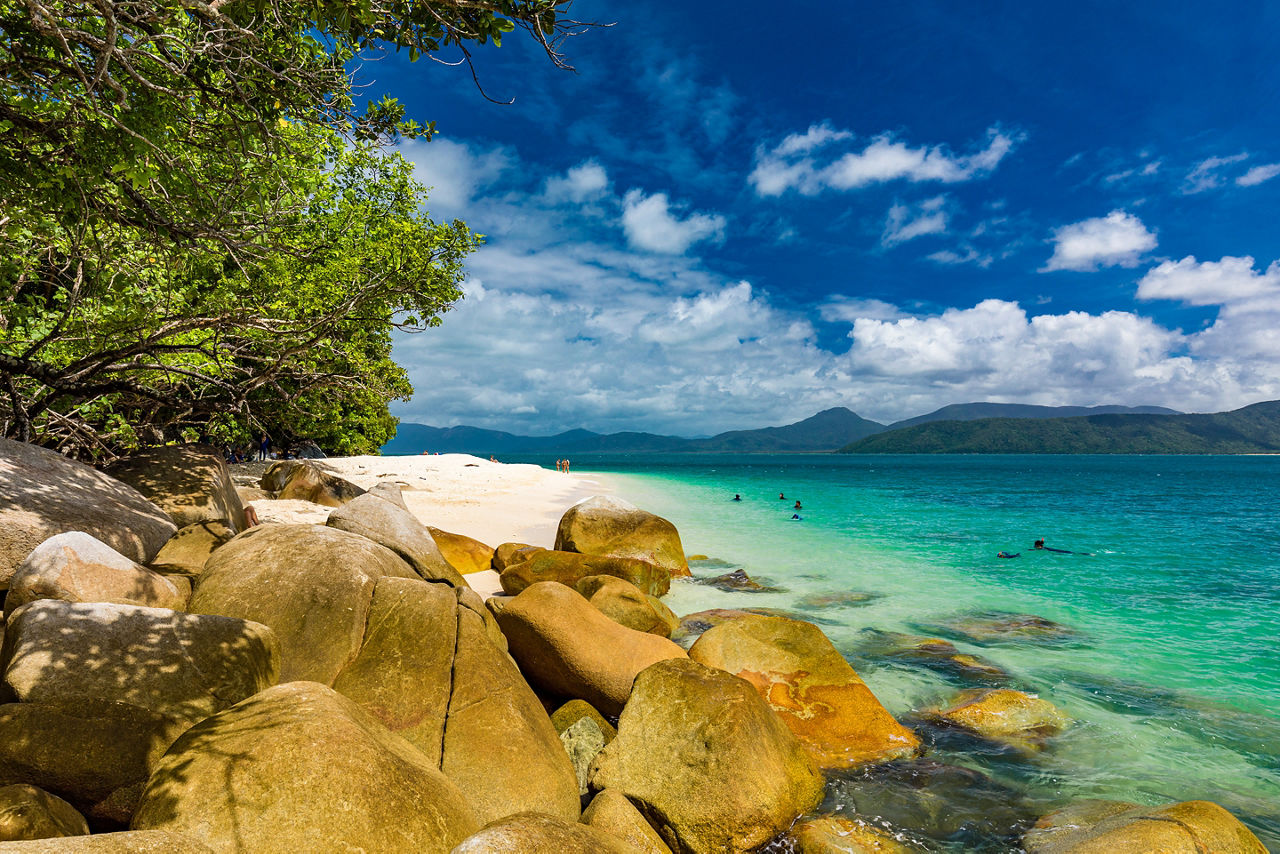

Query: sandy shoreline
[{"left": 237, "top": 453, "right": 611, "bottom": 550}]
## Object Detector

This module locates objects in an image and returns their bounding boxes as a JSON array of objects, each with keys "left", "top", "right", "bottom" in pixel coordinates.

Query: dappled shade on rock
[
  {"left": 689, "top": 614, "right": 919, "bottom": 769},
  {"left": 0, "top": 829, "right": 216, "bottom": 851},
  {"left": 103, "top": 445, "right": 247, "bottom": 534},
  {"left": 556, "top": 496, "right": 690, "bottom": 578},
  {"left": 188, "top": 524, "right": 417, "bottom": 684},
  {"left": 588, "top": 658, "right": 825, "bottom": 854},
  {"left": 0, "top": 438, "right": 176, "bottom": 590},
  {"left": 500, "top": 550, "right": 670, "bottom": 597},
  {"left": 326, "top": 492, "right": 464, "bottom": 585},
  {"left": 259, "top": 460, "right": 364, "bottom": 506},
  {"left": 1, "top": 600, "right": 278, "bottom": 726},
  {"left": 131, "top": 682, "right": 480, "bottom": 854},
  {"left": 1023, "top": 799, "right": 1268, "bottom": 854},
  {"left": 147, "top": 522, "right": 235, "bottom": 582},
  {"left": 0, "top": 783, "right": 90, "bottom": 841},
  {"left": 5, "top": 532, "right": 186, "bottom": 618},
  {"left": 0, "top": 700, "right": 190, "bottom": 827},
  {"left": 451, "top": 811, "right": 640, "bottom": 854},
  {"left": 493, "top": 582, "right": 686, "bottom": 718}
]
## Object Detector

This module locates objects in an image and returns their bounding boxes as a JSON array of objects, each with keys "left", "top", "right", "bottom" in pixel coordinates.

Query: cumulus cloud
[
  {"left": 395, "top": 138, "right": 513, "bottom": 216},
  {"left": 543, "top": 161, "right": 610, "bottom": 203},
  {"left": 621, "top": 190, "right": 727, "bottom": 254},
  {"left": 881, "top": 196, "right": 949, "bottom": 247},
  {"left": 1042, "top": 210, "right": 1157, "bottom": 272},
  {"left": 1237, "top": 163, "right": 1280, "bottom": 187},
  {"left": 750, "top": 125, "right": 1020, "bottom": 197},
  {"left": 1183, "top": 153, "right": 1249, "bottom": 194},
  {"left": 1138, "top": 256, "right": 1280, "bottom": 306}
]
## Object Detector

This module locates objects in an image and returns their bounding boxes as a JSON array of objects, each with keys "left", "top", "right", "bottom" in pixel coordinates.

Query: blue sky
[{"left": 364, "top": 1, "right": 1280, "bottom": 434}]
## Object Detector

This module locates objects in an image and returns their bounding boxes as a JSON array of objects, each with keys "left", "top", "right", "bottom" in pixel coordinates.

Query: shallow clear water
[{"left": 525, "top": 454, "right": 1280, "bottom": 850}]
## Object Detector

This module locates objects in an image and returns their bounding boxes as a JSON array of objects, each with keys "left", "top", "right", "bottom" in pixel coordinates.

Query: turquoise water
[{"left": 527, "top": 454, "right": 1280, "bottom": 850}]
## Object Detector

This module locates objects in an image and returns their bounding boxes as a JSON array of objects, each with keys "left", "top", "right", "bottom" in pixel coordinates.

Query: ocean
[{"left": 518, "top": 453, "right": 1280, "bottom": 851}]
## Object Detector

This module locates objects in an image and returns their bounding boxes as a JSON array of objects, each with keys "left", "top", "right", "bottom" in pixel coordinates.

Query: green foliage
[
  {"left": 838, "top": 402, "right": 1280, "bottom": 454},
  {"left": 0, "top": 0, "right": 591, "bottom": 457}
]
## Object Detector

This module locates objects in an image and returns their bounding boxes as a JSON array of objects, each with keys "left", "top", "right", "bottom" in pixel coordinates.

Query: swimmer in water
[{"left": 732, "top": 494, "right": 742, "bottom": 501}]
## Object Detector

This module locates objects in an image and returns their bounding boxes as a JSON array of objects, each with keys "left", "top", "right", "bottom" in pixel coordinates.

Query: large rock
[
  {"left": 103, "top": 445, "right": 246, "bottom": 534},
  {"left": 0, "top": 830, "right": 214, "bottom": 852},
  {"left": 452, "top": 812, "right": 639, "bottom": 854},
  {"left": 556, "top": 496, "right": 690, "bottom": 578},
  {"left": 0, "top": 784, "right": 89, "bottom": 841},
  {"left": 147, "top": 522, "right": 235, "bottom": 581},
  {"left": 493, "top": 582, "right": 686, "bottom": 717},
  {"left": 1023, "top": 799, "right": 1267, "bottom": 853},
  {"left": 791, "top": 815, "right": 921, "bottom": 853},
  {"left": 259, "top": 460, "right": 363, "bottom": 506},
  {"left": 577, "top": 575, "right": 676, "bottom": 637},
  {"left": 925, "top": 688, "right": 1070, "bottom": 754},
  {"left": 582, "top": 789, "right": 673, "bottom": 854},
  {"left": 326, "top": 493, "right": 464, "bottom": 585},
  {"left": 0, "top": 600, "right": 278, "bottom": 726},
  {"left": 5, "top": 533, "right": 186, "bottom": 618},
  {"left": 492, "top": 543, "right": 543, "bottom": 571},
  {"left": 589, "top": 658, "right": 825, "bottom": 854},
  {"left": 188, "top": 524, "right": 417, "bottom": 684},
  {"left": 0, "top": 700, "right": 189, "bottom": 826},
  {"left": 689, "top": 615, "right": 919, "bottom": 769},
  {"left": 428, "top": 527, "right": 494, "bottom": 576},
  {"left": 0, "top": 438, "right": 176, "bottom": 590},
  {"left": 500, "top": 550, "right": 670, "bottom": 597},
  {"left": 132, "top": 682, "right": 479, "bottom": 854}
]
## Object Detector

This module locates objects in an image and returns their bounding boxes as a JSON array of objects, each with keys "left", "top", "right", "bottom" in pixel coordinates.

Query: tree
[{"left": 0, "top": 0, "right": 596, "bottom": 456}]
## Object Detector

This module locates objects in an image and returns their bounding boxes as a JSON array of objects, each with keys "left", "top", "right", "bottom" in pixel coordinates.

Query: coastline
[{"left": 240, "top": 453, "right": 611, "bottom": 549}]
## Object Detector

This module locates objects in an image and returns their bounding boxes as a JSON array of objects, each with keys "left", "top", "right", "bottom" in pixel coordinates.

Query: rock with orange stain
[{"left": 689, "top": 614, "right": 919, "bottom": 769}]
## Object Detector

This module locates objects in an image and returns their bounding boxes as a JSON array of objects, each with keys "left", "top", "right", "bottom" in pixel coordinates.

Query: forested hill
[
  {"left": 383, "top": 407, "right": 885, "bottom": 454},
  {"left": 888, "top": 402, "right": 1179, "bottom": 430},
  {"left": 839, "top": 401, "right": 1280, "bottom": 454}
]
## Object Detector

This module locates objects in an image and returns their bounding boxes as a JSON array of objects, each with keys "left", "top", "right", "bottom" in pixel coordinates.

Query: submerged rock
[
  {"left": 923, "top": 688, "right": 1071, "bottom": 755},
  {"left": 695, "top": 568, "right": 784, "bottom": 593},
  {"left": 589, "top": 658, "right": 825, "bottom": 854},
  {"left": 826, "top": 759, "right": 1038, "bottom": 850},
  {"left": 918, "top": 610, "right": 1084, "bottom": 647},
  {"left": 855, "top": 629, "right": 1013, "bottom": 685},
  {"left": 1023, "top": 799, "right": 1267, "bottom": 853},
  {"left": 556, "top": 496, "right": 690, "bottom": 578},
  {"left": 790, "top": 815, "right": 926, "bottom": 853},
  {"left": 689, "top": 614, "right": 919, "bottom": 769},
  {"left": 794, "top": 591, "right": 881, "bottom": 610}
]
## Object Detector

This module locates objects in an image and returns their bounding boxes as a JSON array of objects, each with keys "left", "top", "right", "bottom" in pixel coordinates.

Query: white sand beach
[{"left": 243, "top": 453, "right": 608, "bottom": 550}]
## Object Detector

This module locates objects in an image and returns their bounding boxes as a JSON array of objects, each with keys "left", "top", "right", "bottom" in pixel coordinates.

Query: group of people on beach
[{"left": 555, "top": 459, "right": 571, "bottom": 473}]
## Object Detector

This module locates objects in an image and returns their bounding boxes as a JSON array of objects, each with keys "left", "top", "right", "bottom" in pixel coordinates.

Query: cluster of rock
[{"left": 0, "top": 439, "right": 1268, "bottom": 853}]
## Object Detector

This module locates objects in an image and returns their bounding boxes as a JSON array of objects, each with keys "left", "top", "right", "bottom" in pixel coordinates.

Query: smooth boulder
[
  {"left": 577, "top": 575, "right": 676, "bottom": 636},
  {"left": 5, "top": 533, "right": 186, "bottom": 618},
  {"left": 103, "top": 445, "right": 246, "bottom": 534},
  {"left": 689, "top": 614, "right": 919, "bottom": 769},
  {"left": 428, "top": 527, "right": 494, "bottom": 575},
  {"left": 188, "top": 524, "right": 417, "bottom": 684},
  {"left": 493, "top": 582, "right": 687, "bottom": 717},
  {"left": 147, "top": 522, "right": 235, "bottom": 581},
  {"left": 0, "top": 700, "right": 189, "bottom": 826},
  {"left": 132, "top": 682, "right": 480, "bottom": 854},
  {"left": 452, "top": 812, "right": 639, "bottom": 854},
  {"left": 492, "top": 543, "right": 543, "bottom": 571},
  {"left": 0, "top": 438, "right": 176, "bottom": 589},
  {"left": 0, "top": 830, "right": 214, "bottom": 852},
  {"left": 791, "top": 815, "right": 921, "bottom": 853},
  {"left": 259, "top": 460, "right": 364, "bottom": 506},
  {"left": 0, "top": 784, "right": 89, "bottom": 841},
  {"left": 556, "top": 496, "right": 690, "bottom": 578},
  {"left": 326, "top": 493, "right": 464, "bottom": 585},
  {"left": 925, "top": 689, "right": 1070, "bottom": 754},
  {"left": 582, "top": 789, "right": 673, "bottom": 854},
  {"left": 589, "top": 658, "right": 825, "bottom": 854},
  {"left": 500, "top": 550, "right": 670, "bottom": 597},
  {"left": 1023, "top": 799, "right": 1267, "bottom": 854},
  {"left": 1, "top": 600, "right": 278, "bottom": 725}
]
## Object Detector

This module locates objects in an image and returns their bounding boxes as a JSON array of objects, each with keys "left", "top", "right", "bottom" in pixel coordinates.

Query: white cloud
[
  {"left": 819, "top": 297, "right": 906, "bottom": 323},
  {"left": 928, "top": 246, "right": 993, "bottom": 267},
  {"left": 1237, "top": 163, "right": 1280, "bottom": 187},
  {"left": 1183, "top": 153, "right": 1249, "bottom": 194},
  {"left": 750, "top": 126, "right": 1020, "bottom": 197},
  {"left": 881, "top": 196, "right": 949, "bottom": 247},
  {"left": 1137, "top": 256, "right": 1280, "bottom": 306},
  {"left": 1042, "top": 210, "right": 1157, "bottom": 272},
  {"left": 620, "top": 190, "right": 727, "bottom": 254},
  {"left": 395, "top": 138, "right": 513, "bottom": 216},
  {"left": 543, "top": 161, "right": 610, "bottom": 203}
]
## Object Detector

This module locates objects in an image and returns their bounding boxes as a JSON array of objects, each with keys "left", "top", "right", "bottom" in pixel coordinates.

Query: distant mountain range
[
  {"left": 383, "top": 401, "right": 1237, "bottom": 455},
  {"left": 840, "top": 400, "right": 1280, "bottom": 454}
]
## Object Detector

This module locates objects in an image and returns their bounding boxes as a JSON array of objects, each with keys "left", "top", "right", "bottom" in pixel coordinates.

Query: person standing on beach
[{"left": 258, "top": 432, "right": 271, "bottom": 461}]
